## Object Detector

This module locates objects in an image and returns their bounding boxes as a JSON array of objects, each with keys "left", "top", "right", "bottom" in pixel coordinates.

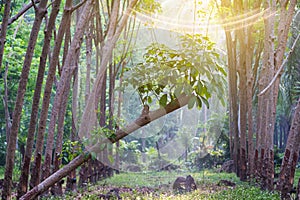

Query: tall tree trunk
[
  {"left": 30, "top": 0, "right": 74, "bottom": 188},
  {"left": 246, "top": 28, "right": 255, "bottom": 179},
  {"left": 84, "top": 21, "right": 94, "bottom": 182},
  {"left": 85, "top": 22, "right": 92, "bottom": 102},
  {"left": 220, "top": 0, "right": 240, "bottom": 176},
  {"left": 66, "top": 17, "right": 78, "bottom": 192},
  {"left": 0, "top": 0, "right": 11, "bottom": 71},
  {"left": 237, "top": 27, "right": 248, "bottom": 181},
  {"left": 66, "top": 71, "right": 79, "bottom": 192},
  {"left": 115, "top": 76, "right": 123, "bottom": 172},
  {"left": 277, "top": 97, "right": 300, "bottom": 198},
  {"left": 17, "top": 0, "right": 62, "bottom": 197},
  {"left": 2, "top": 0, "right": 49, "bottom": 199},
  {"left": 21, "top": 0, "right": 138, "bottom": 198},
  {"left": 257, "top": 0, "right": 276, "bottom": 190},
  {"left": 258, "top": 0, "right": 296, "bottom": 190},
  {"left": 107, "top": 61, "right": 116, "bottom": 175},
  {"left": 225, "top": 30, "right": 239, "bottom": 175},
  {"left": 99, "top": 68, "right": 108, "bottom": 162},
  {"left": 41, "top": 0, "right": 92, "bottom": 186},
  {"left": 3, "top": 64, "right": 11, "bottom": 143},
  {"left": 51, "top": 74, "right": 72, "bottom": 195}
]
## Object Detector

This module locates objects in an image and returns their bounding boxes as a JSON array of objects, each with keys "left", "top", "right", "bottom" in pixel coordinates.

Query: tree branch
[
  {"left": 71, "top": 0, "right": 87, "bottom": 12},
  {"left": 0, "top": 0, "right": 40, "bottom": 31},
  {"left": 31, "top": 0, "right": 38, "bottom": 12},
  {"left": 258, "top": 30, "right": 300, "bottom": 96},
  {"left": 110, "top": 95, "right": 190, "bottom": 142},
  {"left": 20, "top": 95, "right": 190, "bottom": 199}
]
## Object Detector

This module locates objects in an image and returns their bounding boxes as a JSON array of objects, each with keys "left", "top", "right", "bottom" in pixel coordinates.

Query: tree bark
[
  {"left": 225, "top": 30, "right": 239, "bottom": 175},
  {"left": 41, "top": 0, "right": 93, "bottom": 185},
  {"left": 0, "top": 0, "right": 11, "bottom": 71},
  {"left": 258, "top": 0, "right": 296, "bottom": 190},
  {"left": 65, "top": 16, "right": 78, "bottom": 192},
  {"left": 0, "top": 0, "right": 40, "bottom": 32},
  {"left": 22, "top": 0, "right": 137, "bottom": 198},
  {"left": 3, "top": 64, "right": 11, "bottom": 143},
  {"left": 237, "top": 27, "right": 248, "bottom": 181},
  {"left": 257, "top": 0, "right": 276, "bottom": 190},
  {"left": 66, "top": 56, "right": 79, "bottom": 192},
  {"left": 51, "top": 74, "right": 72, "bottom": 195},
  {"left": 277, "top": 97, "right": 300, "bottom": 198},
  {"left": 2, "top": 0, "right": 49, "bottom": 199},
  {"left": 30, "top": 0, "right": 73, "bottom": 188},
  {"left": 85, "top": 21, "right": 92, "bottom": 102},
  {"left": 17, "top": 0, "right": 62, "bottom": 197}
]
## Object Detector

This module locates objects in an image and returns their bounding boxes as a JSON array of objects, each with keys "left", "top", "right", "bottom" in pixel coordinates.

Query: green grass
[
  {"left": 0, "top": 167, "right": 4, "bottom": 179},
  {"left": 93, "top": 169, "right": 241, "bottom": 189},
  {"left": 294, "top": 169, "right": 300, "bottom": 186},
  {"left": 43, "top": 169, "right": 282, "bottom": 200}
]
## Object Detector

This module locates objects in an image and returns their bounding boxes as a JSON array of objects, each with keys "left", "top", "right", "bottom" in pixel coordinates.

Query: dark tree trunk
[
  {"left": 277, "top": 97, "right": 300, "bottom": 198},
  {"left": 225, "top": 30, "right": 239, "bottom": 175},
  {"left": 0, "top": 0, "right": 11, "bottom": 71},
  {"left": 2, "top": 0, "right": 49, "bottom": 199},
  {"left": 66, "top": 25, "right": 78, "bottom": 192},
  {"left": 17, "top": 0, "right": 61, "bottom": 197},
  {"left": 51, "top": 75, "right": 72, "bottom": 195},
  {"left": 66, "top": 66, "right": 79, "bottom": 192},
  {"left": 237, "top": 28, "right": 248, "bottom": 181},
  {"left": 3, "top": 64, "right": 11, "bottom": 143},
  {"left": 41, "top": 0, "right": 92, "bottom": 186},
  {"left": 30, "top": 0, "right": 73, "bottom": 188}
]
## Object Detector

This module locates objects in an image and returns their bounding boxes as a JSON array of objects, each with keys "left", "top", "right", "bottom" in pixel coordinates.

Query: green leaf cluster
[{"left": 124, "top": 34, "right": 226, "bottom": 109}]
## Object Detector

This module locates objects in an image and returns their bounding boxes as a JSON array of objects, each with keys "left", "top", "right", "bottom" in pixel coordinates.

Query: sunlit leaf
[
  {"left": 201, "top": 96, "right": 210, "bottom": 109},
  {"left": 159, "top": 94, "right": 168, "bottom": 107},
  {"left": 188, "top": 96, "right": 197, "bottom": 109}
]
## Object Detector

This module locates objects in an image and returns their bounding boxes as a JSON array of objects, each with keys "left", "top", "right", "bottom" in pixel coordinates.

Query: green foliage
[
  {"left": 61, "top": 140, "right": 83, "bottom": 164},
  {"left": 124, "top": 34, "right": 226, "bottom": 110},
  {"left": 273, "top": 146, "right": 285, "bottom": 167},
  {"left": 119, "top": 140, "right": 141, "bottom": 164},
  {"left": 136, "top": 0, "right": 162, "bottom": 14},
  {"left": 0, "top": 135, "right": 6, "bottom": 166},
  {"left": 0, "top": 11, "right": 45, "bottom": 159},
  {"left": 207, "top": 186, "right": 280, "bottom": 200},
  {"left": 188, "top": 111, "right": 230, "bottom": 170}
]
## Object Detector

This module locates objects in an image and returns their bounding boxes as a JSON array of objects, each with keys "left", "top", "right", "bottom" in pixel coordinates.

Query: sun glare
[{"left": 132, "top": 0, "right": 275, "bottom": 34}]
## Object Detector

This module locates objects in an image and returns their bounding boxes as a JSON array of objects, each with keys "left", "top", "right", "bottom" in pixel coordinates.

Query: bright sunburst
[{"left": 133, "top": 0, "right": 275, "bottom": 34}]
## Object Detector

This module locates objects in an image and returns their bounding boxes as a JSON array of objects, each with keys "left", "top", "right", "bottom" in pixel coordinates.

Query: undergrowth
[{"left": 43, "top": 170, "right": 282, "bottom": 200}]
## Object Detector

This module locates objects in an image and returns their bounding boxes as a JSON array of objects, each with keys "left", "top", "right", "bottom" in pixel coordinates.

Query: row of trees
[
  {"left": 0, "top": 0, "right": 141, "bottom": 199},
  {"left": 0, "top": 0, "right": 226, "bottom": 199},
  {"left": 0, "top": 0, "right": 300, "bottom": 199},
  {"left": 217, "top": 0, "right": 300, "bottom": 198}
]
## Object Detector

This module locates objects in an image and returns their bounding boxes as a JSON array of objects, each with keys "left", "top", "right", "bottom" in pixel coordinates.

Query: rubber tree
[{"left": 2, "top": 0, "right": 49, "bottom": 199}]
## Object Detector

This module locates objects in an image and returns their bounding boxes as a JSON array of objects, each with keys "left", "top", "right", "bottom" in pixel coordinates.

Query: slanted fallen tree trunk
[{"left": 20, "top": 95, "right": 190, "bottom": 200}]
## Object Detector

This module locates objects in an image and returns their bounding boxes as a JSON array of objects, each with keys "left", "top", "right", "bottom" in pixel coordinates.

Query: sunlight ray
[{"left": 131, "top": 1, "right": 276, "bottom": 34}]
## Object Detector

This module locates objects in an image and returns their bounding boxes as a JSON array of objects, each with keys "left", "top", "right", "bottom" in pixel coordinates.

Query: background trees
[
  {"left": 0, "top": 0, "right": 299, "bottom": 199},
  {"left": 216, "top": 0, "right": 298, "bottom": 191}
]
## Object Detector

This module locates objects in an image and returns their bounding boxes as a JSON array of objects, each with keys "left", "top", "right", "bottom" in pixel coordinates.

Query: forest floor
[
  {"left": 1, "top": 167, "right": 299, "bottom": 199},
  {"left": 39, "top": 169, "right": 297, "bottom": 200}
]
